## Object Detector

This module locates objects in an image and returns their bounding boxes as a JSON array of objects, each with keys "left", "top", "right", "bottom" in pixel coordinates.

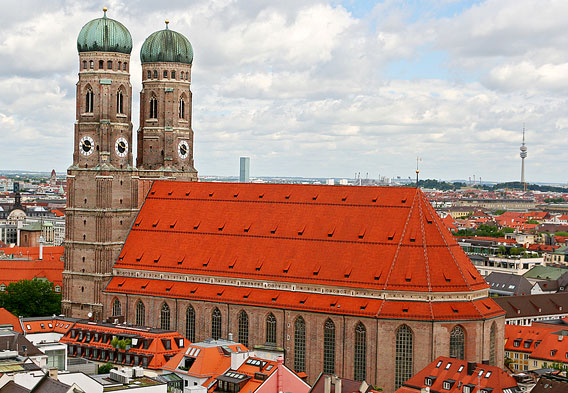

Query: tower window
[
  {"left": 179, "top": 98, "right": 185, "bottom": 119},
  {"left": 323, "top": 319, "right": 335, "bottom": 374},
  {"left": 212, "top": 308, "right": 222, "bottom": 340},
  {"left": 147, "top": 70, "right": 151, "bottom": 79},
  {"left": 149, "top": 96, "right": 158, "bottom": 119},
  {"left": 238, "top": 310, "right": 249, "bottom": 347},
  {"left": 171, "top": 71, "right": 176, "bottom": 79},
  {"left": 123, "top": 62, "right": 127, "bottom": 71},
  {"left": 83, "top": 60, "right": 87, "bottom": 69},
  {"left": 180, "top": 71, "right": 184, "bottom": 79},
  {"left": 107, "top": 60, "right": 112, "bottom": 70},
  {"left": 99, "top": 60, "right": 103, "bottom": 69},
  {"left": 85, "top": 87, "right": 94, "bottom": 113},
  {"left": 185, "top": 72, "right": 188, "bottom": 80},
  {"left": 118, "top": 61, "right": 121, "bottom": 70},
  {"left": 89, "top": 60, "right": 94, "bottom": 69},
  {"left": 117, "top": 90, "right": 124, "bottom": 114},
  {"left": 153, "top": 70, "right": 158, "bottom": 79},
  {"left": 163, "top": 70, "right": 168, "bottom": 78}
]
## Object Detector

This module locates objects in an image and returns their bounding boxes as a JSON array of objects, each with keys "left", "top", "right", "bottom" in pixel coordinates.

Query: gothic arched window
[
  {"left": 294, "top": 317, "right": 306, "bottom": 373},
  {"left": 160, "top": 303, "right": 170, "bottom": 330},
  {"left": 82, "top": 60, "right": 87, "bottom": 69},
  {"left": 395, "top": 325, "right": 414, "bottom": 389},
  {"left": 354, "top": 322, "right": 367, "bottom": 381},
  {"left": 123, "top": 62, "right": 127, "bottom": 71},
  {"left": 147, "top": 70, "right": 151, "bottom": 79},
  {"left": 171, "top": 71, "right": 176, "bottom": 79},
  {"left": 153, "top": 70, "right": 158, "bottom": 79},
  {"left": 238, "top": 311, "right": 249, "bottom": 347},
  {"left": 117, "top": 90, "right": 124, "bottom": 114},
  {"left": 85, "top": 87, "right": 94, "bottom": 113},
  {"left": 186, "top": 305, "right": 195, "bottom": 342},
  {"left": 323, "top": 319, "right": 335, "bottom": 374},
  {"left": 212, "top": 308, "right": 221, "bottom": 340},
  {"left": 266, "top": 313, "right": 277, "bottom": 345},
  {"left": 135, "top": 300, "right": 145, "bottom": 326},
  {"left": 149, "top": 96, "right": 157, "bottom": 119},
  {"left": 107, "top": 60, "right": 112, "bottom": 70},
  {"left": 99, "top": 60, "right": 104, "bottom": 69},
  {"left": 185, "top": 72, "right": 188, "bottom": 80},
  {"left": 179, "top": 98, "right": 185, "bottom": 119},
  {"left": 180, "top": 71, "right": 184, "bottom": 79},
  {"left": 490, "top": 322, "right": 496, "bottom": 365},
  {"left": 450, "top": 325, "right": 465, "bottom": 360},
  {"left": 89, "top": 60, "right": 94, "bottom": 69},
  {"left": 112, "top": 298, "right": 121, "bottom": 316}
]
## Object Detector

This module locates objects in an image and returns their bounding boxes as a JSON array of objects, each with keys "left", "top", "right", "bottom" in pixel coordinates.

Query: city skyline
[{"left": 1, "top": 1, "right": 567, "bottom": 182}]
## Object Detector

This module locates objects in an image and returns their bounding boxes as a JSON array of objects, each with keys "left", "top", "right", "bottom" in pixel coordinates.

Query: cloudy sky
[{"left": 1, "top": 0, "right": 567, "bottom": 183}]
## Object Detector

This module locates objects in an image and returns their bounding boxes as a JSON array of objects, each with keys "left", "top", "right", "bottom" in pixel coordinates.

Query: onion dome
[
  {"left": 77, "top": 7, "right": 132, "bottom": 54},
  {"left": 140, "top": 21, "right": 193, "bottom": 64}
]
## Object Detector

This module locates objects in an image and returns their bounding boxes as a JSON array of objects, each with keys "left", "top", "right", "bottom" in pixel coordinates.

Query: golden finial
[
  {"left": 165, "top": 20, "right": 170, "bottom": 29},
  {"left": 103, "top": 7, "right": 108, "bottom": 17}
]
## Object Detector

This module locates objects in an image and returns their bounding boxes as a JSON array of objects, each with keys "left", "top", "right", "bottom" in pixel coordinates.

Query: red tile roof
[
  {"left": 396, "top": 356, "right": 519, "bottom": 393},
  {"left": 21, "top": 316, "right": 76, "bottom": 334},
  {"left": 60, "top": 321, "right": 188, "bottom": 369},
  {"left": 0, "top": 246, "right": 63, "bottom": 287},
  {"left": 105, "top": 277, "right": 503, "bottom": 321},
  {"left": 112, "top": 182, "right": 488, "bottom": 294},
  {"left": 504, "top": 325, "right": 559, "bottom": 353},
  {"left": 528, "top": 328, "right": 568, "bottom": 363},
  {"left": 0, "top": 308, "right": 23, "bottom": 333}
]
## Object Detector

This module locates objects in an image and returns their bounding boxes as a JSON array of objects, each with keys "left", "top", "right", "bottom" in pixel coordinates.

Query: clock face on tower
[
  {"left": 178, "top": 140, "right": 189, "bottom": 159},
  {"left": 115, "top": 137, "right": 128, "bottom": 157},
  {"left": 79, "top": 136, "right": 94, "bottom": 156}
]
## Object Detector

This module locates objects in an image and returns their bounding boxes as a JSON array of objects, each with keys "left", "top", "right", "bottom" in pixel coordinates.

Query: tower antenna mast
[{"left": 520, "top": 123, "right": 528, "bottom": 191}]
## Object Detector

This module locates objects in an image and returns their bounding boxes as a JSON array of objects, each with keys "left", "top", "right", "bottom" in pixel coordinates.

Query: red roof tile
[
  {"left": 112, "top": 182, "right": 487, "bottom": 294},
  {"left": 0, "top": 308, "right": 23, "bottom": 333},
  {"left": 0, "top": 247, "right": 63, "bottom": 287}
]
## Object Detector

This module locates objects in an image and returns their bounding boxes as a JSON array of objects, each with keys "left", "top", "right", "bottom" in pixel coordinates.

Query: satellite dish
[{"left": 87, "top": 312, "right": 93, "bottom": 318}]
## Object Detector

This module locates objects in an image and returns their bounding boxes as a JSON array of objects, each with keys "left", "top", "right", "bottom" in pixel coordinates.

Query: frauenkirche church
[{"left": 63, "top": 9, "right": 505, "bottom": 392}]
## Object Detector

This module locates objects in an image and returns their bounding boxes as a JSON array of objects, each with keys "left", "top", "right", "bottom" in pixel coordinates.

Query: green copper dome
[
  {"left": 140, "top": 22, "right": 193, "bottom": 64},
  {"left": 77, "top": 8, "right": 132, "bottom": 54}
]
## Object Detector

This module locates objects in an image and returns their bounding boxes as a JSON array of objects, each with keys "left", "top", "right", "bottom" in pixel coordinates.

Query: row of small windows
[
  {"left": 82, "top": 60, "right": 128, "bottom": 71},
  {"left": 148, "top": 96, "right": 186, "bottom": 120},
  {"left": 115, "top": 299, "right": 494, "bottom": 387},
  {"left": 84, "top": 87, "right": 125, "bottom": 114},
  {"left": 146, "top": 70, "right": 189, "bottom": 81}
]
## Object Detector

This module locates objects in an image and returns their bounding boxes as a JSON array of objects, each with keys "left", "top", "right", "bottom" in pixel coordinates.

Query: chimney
[
  {"left": 482, "top": 360, "right": 489, "bottom": 365},
  {"left": 228, "top": 332, "right": 233, "bottom": 341},
  {"left": 332, "top": 376, "right": 342, "bottom": 393},
  {"left": 277, "top": 356, "right": 284, "bottom": 393},
  {"left": 467, "top": 362, "right": 476, "bottom": 376},
  {"left": 49, "top": 368, "right": 58, "bottom": 379},
  {"left": 324, "top": 375, "right": 332, "bottom": 393},
  {"left": 38, "top": 235, "right": 45, "bottom": 260}
]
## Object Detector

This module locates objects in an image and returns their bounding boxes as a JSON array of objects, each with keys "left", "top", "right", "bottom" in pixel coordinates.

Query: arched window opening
[
  {"left": 153, "top": 70, "right": 158, "bottom": 79},
  {"left": 160, "top": 303, "right": 170, "bottom": 330},
  {"left": 450, "top": 326, "right": 465, "bottom": 360},
  {"left": 185, "top": 305, "right": 195, "bottom": 342},
  {"left": 185, "top": 72, "right": 188, "bottom": 80},
  {"left": 85, "top": 87, "right": 94, "bottom": 113},
  {"left": 112, "top": 298, "right": 121, "bottom": 316},
  {"left": 117, "top": 90, "right": 124, "bottom": 114},
  {"left": 212, "top": 308, "right": 221, "bottom": 340},
  {"left": 238, "top": 311, "right": 249, "bottom": 347},
  {"left": 395, "top": 325, "right": 414, "bottom": 389},
  {"left": 323, "top": 319, "right": 335, "bottom": 374},
  {"left": 107, "top": 60, "right": 112, "bottom": 70},
  {"left": 171, "top": 71, "right": 176, "bottom": 79},
  {"left": 266, "top": 313, "right": 277, "bottom": 345},
  {"left": 147, "top": 70, "right": 151, "bottom": 79},
  {"left": 123, "top": 62, "right": 127, "bottom": 71},
  {"left": 489, "top": 323, "right": 496, "bottom": 365},
  {"left": 354, "top": 323, "right": 367, "bottom": 381},
  {"left": 118, "top": 61, "right": 122, "bottom": 70},
  {"left": 294, "top": 317, "right": 306, "bottom": 373},
  {"left": 163, "top": 70, "right": 168, "bottom": 78},
  {"left": 98, "top": 60, "right": 103, "bottom": 69},
  {"left": 179, "top": 98, "right": 185, "bottom": 119},
  {"left": 180, "top": 71, "right": 184, "bottom": 79},
  {"left": 82, "top": 60, "right": 87, "bottom": 69},
  {"left": 89, "top": 60, "right": 94, "bottom": 69},
  {"left": 149, "top": 96, "right": 157, "bottom": 119},
  {"left": 135, "top": 301, "right": 145, "bottom": 326}
]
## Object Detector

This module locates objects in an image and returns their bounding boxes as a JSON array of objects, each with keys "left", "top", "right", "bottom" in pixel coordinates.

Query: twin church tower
[{"left": 63, "top": 8, "right": 197, "bottom": 318}]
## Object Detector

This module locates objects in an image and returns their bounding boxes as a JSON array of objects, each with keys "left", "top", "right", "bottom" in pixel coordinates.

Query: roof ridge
[
  {"left": 381, "top": 188, "right": 419, "bottom": 295},
  {"left": 418, "top": 190, "right": 433, "bottom": 292},
  {"left": 425, "top": 190, "right": 473, "bottom": 291}
]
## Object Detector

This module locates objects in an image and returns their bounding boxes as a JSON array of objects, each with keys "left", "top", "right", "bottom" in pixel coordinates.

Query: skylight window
[
  {"left": 445, "top": 362, "right": 452, "bottom": 370},
  {"left": 436, "top": 360, "right": 443, "bottom": 368},
  {"left": 457, "top": 365, "right": 464, "bottom": 373}
]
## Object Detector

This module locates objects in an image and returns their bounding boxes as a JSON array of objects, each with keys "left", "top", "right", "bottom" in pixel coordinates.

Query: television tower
[{"left": 520, "top": 125, "right": 527, "bottom": 188}]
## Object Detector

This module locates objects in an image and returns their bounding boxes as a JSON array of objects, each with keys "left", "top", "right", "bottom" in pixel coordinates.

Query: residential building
[
  {"left": 0, "top": 246, "right": 63, "bottom": 292},
  {"left": 494, "top": 293, "right": 568, "bottom": 325},
  {"left": 531, "top": 374, "right": 568, "bottom": 393},
  {"left": 395, "top": 356, "right": 520, "bottom": 393},
  {"left": 57, "top": 369, "right": 167, "bottom": 393},
  {"left": 0, "top": 330, "right": 47, "bottom": 370},
  {"left": 309, "top": 374, "right": 380, "bottom": 393},
  {"left": 504, "top": 325, "right": 558, "bottom": 372},
  {"left": 485, "top": 272, "right": 533, "bottom": 296}
]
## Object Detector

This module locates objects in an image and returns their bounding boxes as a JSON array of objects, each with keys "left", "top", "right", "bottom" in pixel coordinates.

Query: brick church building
[{"left": 64, "top": 10, "right": 505, "bottom": 393}]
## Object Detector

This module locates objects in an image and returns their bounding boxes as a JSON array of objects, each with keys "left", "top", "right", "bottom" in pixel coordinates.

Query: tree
[
  {"left": 555, "top": 231, "right": 568, "bottom": 237},
  {"left": 0, "top": 279, "right": 61, "bottom": 317},
  {"left": 98, "top": 363, "right": 115, "bottom": 374}
]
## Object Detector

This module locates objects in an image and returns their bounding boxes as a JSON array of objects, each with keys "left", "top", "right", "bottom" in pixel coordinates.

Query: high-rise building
[{"left": 239, "top": 157, "right": 250, "bottom": 183}]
